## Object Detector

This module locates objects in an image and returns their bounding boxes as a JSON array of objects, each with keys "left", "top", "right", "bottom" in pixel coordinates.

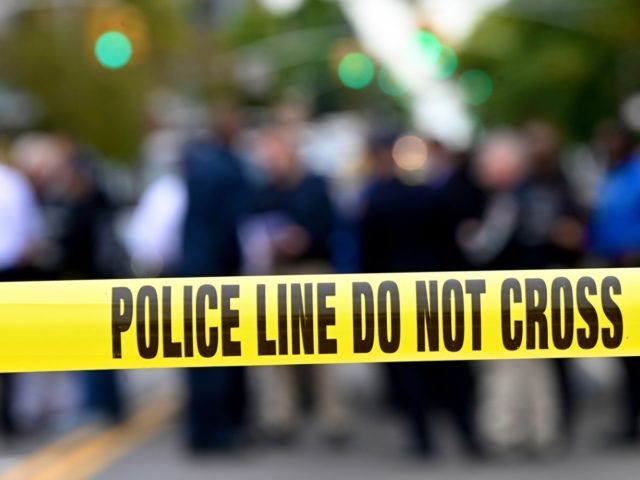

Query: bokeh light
[
  {"left": 378, "top": 68, "right": 407, "bottom": 97},
  {"left": 458, "top": 69, "right": 493, "bottom": 105},
  {"left": 338, "top": 52, "right": 375, "bottom": 90},
  {"left": 258, "top": 0, "right": 304, "bottom": 16},
  {"left": 434, "top": 46, "right": 458, "bottom": 80},
  {"left": 410, "top": 31, "right": 442, "bottom": 66},
  {"left": 95, "top": 31, "right": 133, "bottom": 70},
  {"left": 392, "top": 135, "right": 428, "bottom": 171}
]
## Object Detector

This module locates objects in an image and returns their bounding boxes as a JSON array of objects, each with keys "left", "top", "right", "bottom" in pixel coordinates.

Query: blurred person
[
  {"left": 64, "top": 150, "right": 130, "bottom": 424},
  {"left": 0, "top": 154, "right": 44, "bottom": 436},
  {"left": 52, "top": 142, "right": 129, "bottom": 424},
  {"left": 519, "top": 122, "right": 584, "bottom": 269},
  {"left": 247, "top": 125, "right": 348, "bottom": 445},
  {"left": 14, "top": 134, "right": 129, "bottom": 280},
  {"left": 521, "top": 121, "right": 585, "bottom": 440},
  {"left": 590, "top": 122, "right": 640, "bottom": 443},
  {"left": 0, "top": 147, "right": 44, "bottom": 277},
  {"left": 124, "top": 170, "right": 186, "bottom": 277},
  {"left": 51, "top": 147, "right": 130, "bottom": 282},
  {"left": 462, "top": 131, "right": 562, "bottom": 457},
  {"left": 13, "top": 134, "right": 128, "bottom": 428},
  {"left": 359, "top": 133, "right": 481, "bottom": 457},
  {"left": 6, "top": 135, "right": 83, "bottom": 435},
  {"left": 124, "top": 119, "right": 187, "bottom": 278},
  {"left": 179, "top": 105, "right": 249, "bottom": 451},
  {"left": 361, "top": 135, "right": 472, "bottom": 273},
  {"left": 458, "top": 131, "right": 529, "bottom": 269}
]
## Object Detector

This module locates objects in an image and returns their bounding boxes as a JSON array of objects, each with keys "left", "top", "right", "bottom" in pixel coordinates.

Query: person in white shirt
[
  {"left": 0, "top": 163, "right": 43, "bottom": 273},
  {"left": 0, "top": 161, "right": 45, "bottom": 435}
]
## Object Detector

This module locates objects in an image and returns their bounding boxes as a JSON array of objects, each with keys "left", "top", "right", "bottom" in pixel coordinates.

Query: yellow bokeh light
[{"left": 392, "top": 135, "right": 428, "bottom": 171}]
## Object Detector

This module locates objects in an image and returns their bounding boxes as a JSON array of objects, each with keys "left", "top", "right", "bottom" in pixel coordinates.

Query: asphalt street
[{"left": 1, "top": 361, "right": 639, "bottom": 480}]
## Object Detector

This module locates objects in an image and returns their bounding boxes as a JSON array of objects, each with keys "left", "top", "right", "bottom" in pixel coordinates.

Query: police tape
[{"left": 0, "top": 268, "right": 636, "bottom": 373}]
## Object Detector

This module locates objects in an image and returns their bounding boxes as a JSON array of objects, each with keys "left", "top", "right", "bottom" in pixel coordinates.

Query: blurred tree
[
  {"left": 0, "top": 0, "right": 191, "bottom": 161},
  {"left": 459, "top": 0, "right": 640, "bottom": 139},
  {"left": 0, "top": 0, "right": 402, "bottom": 160},
  {"left": 215, "top": 0, "right": 352, "bottom": 111},
  {"left": 214, "top": 0, "right": 407, "bottom": 116}
]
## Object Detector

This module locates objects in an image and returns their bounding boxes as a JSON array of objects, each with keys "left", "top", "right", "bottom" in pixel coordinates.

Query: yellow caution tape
[{"left": 0, "top": 268, "right": 636, "bottom": 372}]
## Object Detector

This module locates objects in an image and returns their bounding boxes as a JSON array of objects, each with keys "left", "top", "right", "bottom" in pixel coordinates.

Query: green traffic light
[
  {"left": 411, "top": 31, "right": 442, "bottom": 66},
  {"left": 95, "top": 31, "right": 133, "bottom": 70},
  {"left": 338, "top": 52, "right": 375, "bottom": 90}
]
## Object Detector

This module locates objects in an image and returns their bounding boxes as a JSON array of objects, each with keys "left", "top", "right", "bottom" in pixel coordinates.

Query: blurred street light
[
  {"left": 86, "top": 3, "right": 148, "bottom": 68},
  {"left": 392, "top": 134, "right": 428, "bottom": 171},
  {"left": 338, "top": 0, "right": 473, "bottom": 148},
  {"left": 338, "top": 52, "right": 375, "bottom": 90},
  {"left": 410, "top": 30, "right": 442, "bottom": 69},
  {"left": 95, "top": 31, "right": 133, "bottom": 70}
]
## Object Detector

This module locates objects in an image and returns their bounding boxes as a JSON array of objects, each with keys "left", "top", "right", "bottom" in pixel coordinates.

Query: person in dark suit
[
  {"left": 249, "top": 125, "right": 347, "bottom": 444},
  {"left": 180, "top": 107, "right": 249, "bottom": 451},
  {"left": 359, "top": 134, "right": 482, "bottom": 456}
]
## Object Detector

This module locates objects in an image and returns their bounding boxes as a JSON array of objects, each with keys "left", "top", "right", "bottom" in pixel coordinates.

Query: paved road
[
  {"left": 4, "top": 396, "right": 639, "bottom": 480},
  {"left": 92, "top": 410, "right": 640, "bottom": 480},
  {"left": 97, "top": 432, "right": 640, "bottom": 480},
  {"left": 1, "top": 361, "right": 639, "bottom": 479}
]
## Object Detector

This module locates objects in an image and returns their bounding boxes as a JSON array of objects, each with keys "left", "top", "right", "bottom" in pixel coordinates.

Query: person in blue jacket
[{"left": 590, "top": 122, "right": 640, "bottom": 443}]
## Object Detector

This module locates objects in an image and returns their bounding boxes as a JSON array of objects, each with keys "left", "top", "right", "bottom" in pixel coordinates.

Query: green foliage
[
  {"left": 0, "top": 1, "right": 190, "bottom": 161},
  {"left": 219, "top": 0, "right": 351, "bottom": 109},
  {"left": 0, "top": 0, "right": 399, "bottom": 160},
  {"left": 460, "top": 0, "right": 640, "bottom": 139}
]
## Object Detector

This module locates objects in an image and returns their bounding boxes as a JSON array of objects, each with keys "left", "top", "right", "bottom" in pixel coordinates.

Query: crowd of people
[{"left": 1, "top": 103, "right": 640, "bottom": 460}]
